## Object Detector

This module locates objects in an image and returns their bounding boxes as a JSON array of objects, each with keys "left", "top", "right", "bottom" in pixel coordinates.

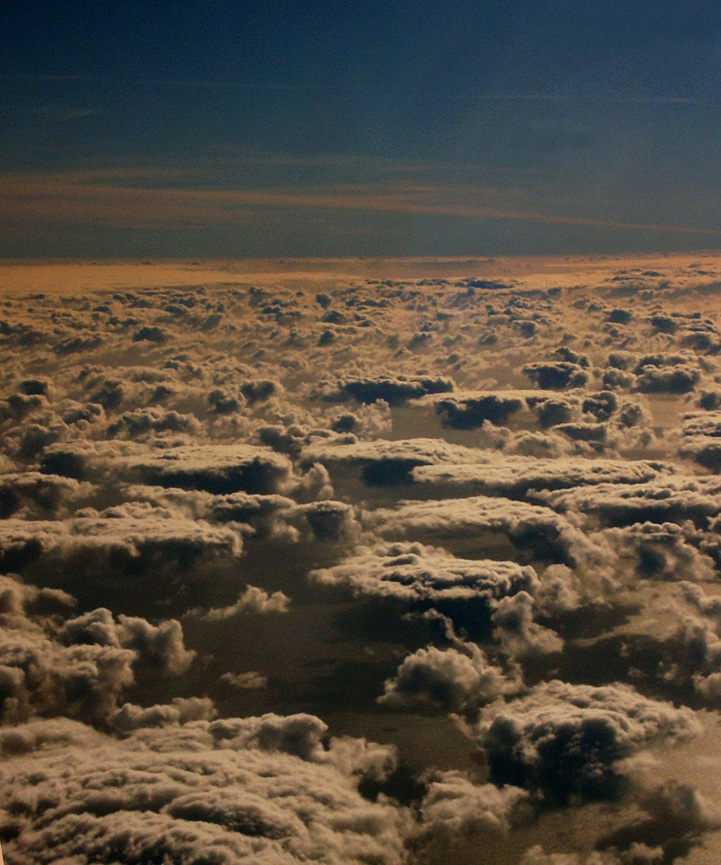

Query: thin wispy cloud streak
[
  {"left": 2, "top": 169, "right": 719, "bottom": 240},
  {"left": 1, "top": 73, "right": 341, "bottom": 91},
  {"left": 461, "top": 94, "right": 702, "bottom": 105}
]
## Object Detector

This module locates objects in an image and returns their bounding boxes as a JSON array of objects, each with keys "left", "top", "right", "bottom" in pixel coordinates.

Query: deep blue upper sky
[{"left": 2, "top": 0, "right": 721, "bottom": 257}]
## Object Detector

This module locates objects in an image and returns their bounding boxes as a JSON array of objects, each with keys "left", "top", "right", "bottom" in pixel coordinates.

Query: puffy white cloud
[
  {"left": 599, "top": 521, "right": 716, "bottom": 582},
  {"left": 0, "top": 471, "right": 92, "bottom": 518},
  {"left": 365, "top": 496, "right": 606, "bottom": 570},
  {"left": 335, "top": 374, "right": 454, "bottom": 405},
  {"left": 0, "top": 503, "right": 243, "bottom": 575},
  {"left": 0, "top": 622, "right": 136, "bottom": 724},
  {"left": 475, "top": 680, "right": 701, "bottom": 803},
  {"left": 301, "top": 436, "right": 485, "bottom": 486},
  {"left": 522, "top": 362, "right": 589, "bottom": 389},
  {"left": 379, "top": 642, "right": 521, "bottom": 713},
  {"left": 106, "top": 406, "right": 201, "bottom": 439},
  {"left": 124, "top": 484, "right": 300, "bottom": 540},
  {"left": 634, "top": 354, "right": 700, "bottom": 394},
  {"left": 520, "top": 844, "right": 662, "bottom": 864},
  {"left": 220, "top": 670, "right": 268, "bottom": 690},
  {"left": 311, "top": 541, "right": 539, "bottom": 605},
  {"left": 532, "top": 475, "right": 721, "bottom": 528},
  {"left": 40, "top": 440, "right": 296, "bottom": 494},
  {"left": 424, "top": 391, "right": 526, "bottom": 428},
  {"left": 118, "top": 444, "right": 296, "bottom": 494},
  {"left": 191, "top": 585, "right": 291, "bottom": 621},
  {"left": 0, "top": 574, "right": 195, "bottom": 724},
  {"left": 491, "top": 591, "right": 564, "bottom": 658},
  {"left": 413, "top": 771, "right": 529, "bottom": 859},
  {"left": 110, "top": 697, "right": 217, "bottom": 732},
  {"left": 2, "top": 258, "right": 721, "bottom": 865},
  {"left": 0, "top": 715, "right": 409, "bottom": 865},
  {"left": 412, "top": 455, "right": 665, "bottom": 499}
]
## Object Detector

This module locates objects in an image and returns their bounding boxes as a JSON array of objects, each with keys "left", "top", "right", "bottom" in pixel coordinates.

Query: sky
[{"left": 2, "top": 0, "right": 721, "bottom": 258}]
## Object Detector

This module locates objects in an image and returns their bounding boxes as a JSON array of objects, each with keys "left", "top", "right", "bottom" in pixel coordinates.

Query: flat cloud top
[{"left": 311, "top": 541, "right": 539, "bottom": 603}]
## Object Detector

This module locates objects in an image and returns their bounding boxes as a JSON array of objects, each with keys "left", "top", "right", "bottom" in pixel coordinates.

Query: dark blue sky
[{"left": 2, "top": 0, "right": 721, "bottom": 257}]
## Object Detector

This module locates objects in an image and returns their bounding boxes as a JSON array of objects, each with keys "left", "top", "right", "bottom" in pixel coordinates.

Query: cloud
[
  {"left": 418, "top": 390, "right": 548, "bottom": 429},
  {"left": 0, "top": 575, "right": 196, "bottom": 724},
  {"left": 293, "top": 500, "right": 359, "bottom": 541},
  {"left": 106, "top": 406, "right": 201, "bottom": 439},
  {"left": 520, "top": 844, "right": 663, "bottom": 864},
  {"left": 532, "top": 476, "right": 721, "bottom": 528},
  {"left": 414, "top": 771, "right": 529, "bottom": 858},
  {"left": 4, "top": 168, "right": 721, "bottom": 240},
  {"left": 412, "top": 455, "right": 665, "bottom": 499},
  {"left": 191, "top": 585, "right": 291, "bottom": 621},
  {"left": 124, "top": 485, "right": 299, "bottom": 541},
  {"left": 300, "top": 437, "right": 485, "bottom": 486},
  {"left": 0, "top": 471, "right": 91, "bottom": 518},
  {"left": 115, "top": 444, "right": 296, "bottom": 495},
  {"left": 220, "top": 671, "right": 269, "bottom": 690},
  {"left": 491, "top": 591, "right": 564, "bottom": 658},
  {"left": 364, "top": 496, "right": 606, "bottom": 570},
  {"left": 110, "top": 697, "right": 217, "bottom": 732},
  {"left": 38, "top": 439, "right": 298, "bottom": 496},
  {"left": 379, "top": 642, "right": 521, "bottom": 714},
  {"left": 0, "top": 504, "right": 244, "bottom": 576},
  {"left": 0, "top": 715, "right": 408, "bottom": 865},
  {"left": 2, "top": 256, "right": 721, "bottom": 864},
  {"left": 336, "top": 375, "right": 454, "bottom": 406},
  {"left": 310, "top": 541, "right": 539, "bottom": 605},
  {"left": 633, "top": 353, "right": 701, "bottom": 394},
  {"left": 599, "top": 521, "right": 716, "bottom": 582},
  {"left": 475, "top": 680, "right": 701, "bottom": 803},
  {"left": 522, "top": 362, "right": 589, "bottom": 390}
]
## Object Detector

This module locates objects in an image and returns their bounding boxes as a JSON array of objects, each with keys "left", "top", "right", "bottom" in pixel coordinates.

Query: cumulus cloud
[
  {"left": 124, "top": 484, "right": 300, "bottom": 540},
  {"left": 335, "top": 374, "right": 454, "bottom": 405},
  {"left": 110, "top": 696, "right": 217, "bottom": 732},
  {"left": 520, "top": 844, "right": 663, "bottom": 864},
  {"left": 0, "top": 471, "right": 92, "bottom": 518},
  {"left": 0, "top": 575, "right": 196, "bottom": 725},
  {"left": 532, "top": 475, "right": 721, "bottom": 528},
  {"left": 424, "top": 391, "right": 525, "bottom": 428},
  {"left": 310, "top": 541, "right": 539, "bottom": 605},
  {"left": 39, "top": 440, "right": 296, "bottom": 494},
  {"left": 294, "top": 499, "right": 358, "bottom": 541},
  {"left": 0, "top": 503, "right": 243, "bottom": 576},
  {"left": 411, "top": 455, "right": 664, "bottom": 499},
  {"left": 220, "top": 670, "right": 269, "bottom": 690},
  {"left": 364, "top": 496, "right": 606, "bottom": 570},
  {"left": 120, "top": 444, "right": 296, "bottom": 494},
  {"left": 412, "top": 771, "right": 529, "bottom": 860},
  {"left": 490, "top": 591, "right": 564, "bottom": 658},
  {"left": 105, "top": 406, "right": 201, "bottom": 439},
  {"left": 634, "top": 354, "right": 700, "bottom": 394},
  {"left": 379, "top": 642, "right": 521, "bottom": 714},
  {"left": 599, "top": 521, "right": 716, "bottom": 582},
  {"left": 475, "top": 680, "right": 700, "bottom": 803},
  {"left": 522, "top": 362, "right": 589, "bottom": 389},
  {"left": 300, "top": 436, "right": 485, "bottom": 486},
  {"left": 522, "top": 777, "right": 721, "bottom": 864},
  {"left": 3, "top": 259, "right": 721, "bottom": 865},
  {"left": 191, "top": 585, "right": 291, "bottom": 621},
  {"left": 0, "top": 715, "right": 409, "bottom": 865}
]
